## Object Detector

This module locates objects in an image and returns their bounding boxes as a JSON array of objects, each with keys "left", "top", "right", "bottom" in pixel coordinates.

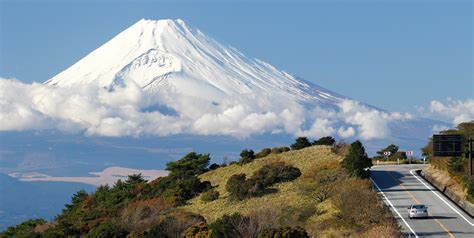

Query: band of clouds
[
  {"left": 1, "top": 77, "right": 418, "bottom": 140},
  {"left": 429, "top": 98, "right": 474, "bottom": 125}
]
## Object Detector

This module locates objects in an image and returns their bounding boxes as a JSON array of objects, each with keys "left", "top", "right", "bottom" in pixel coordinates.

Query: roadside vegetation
[
  {"left": 1, "top": 136, "right": 401, "bottom": 238},
  {"left": 422, "top": 122, "right": 474, "bottom": 203}
]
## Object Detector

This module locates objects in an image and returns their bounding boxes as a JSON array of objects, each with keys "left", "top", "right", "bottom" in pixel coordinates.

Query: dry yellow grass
[{"left": 181, "top": 145, "right": 341, "bottom": 223}]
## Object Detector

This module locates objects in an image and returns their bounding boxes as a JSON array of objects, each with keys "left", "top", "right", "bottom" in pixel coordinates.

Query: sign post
[
  {"left": 432, "top": 134, "right": 472, "bottom": 177},
  {"left": 406, "top": 150, "right": 414, "bottom": 165}
]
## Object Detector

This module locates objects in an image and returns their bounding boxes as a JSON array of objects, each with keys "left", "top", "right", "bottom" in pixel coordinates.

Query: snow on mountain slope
[
  {"left": 45, "top": 19, "right": 345, "bottom": 108},
  {"left": 2, "top": 19, "right": 446, "bottom": 142}
]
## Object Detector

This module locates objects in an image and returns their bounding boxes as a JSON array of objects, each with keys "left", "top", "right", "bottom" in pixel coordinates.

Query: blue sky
[{"left": 0, "top": 0, "right": 472, "bottom": 114}]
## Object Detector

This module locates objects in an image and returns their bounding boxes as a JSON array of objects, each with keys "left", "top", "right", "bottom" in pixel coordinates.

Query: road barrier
[{"left": 418, "top": 169, "right": 474, "bottom": 217}]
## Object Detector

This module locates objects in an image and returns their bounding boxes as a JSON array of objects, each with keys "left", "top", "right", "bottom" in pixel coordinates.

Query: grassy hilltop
[
  {"left": 183, "top": 146, "right": 339, "bottom": 222},
  {"left": 2, "top": 140, "right": 401, "bottom": 238}
]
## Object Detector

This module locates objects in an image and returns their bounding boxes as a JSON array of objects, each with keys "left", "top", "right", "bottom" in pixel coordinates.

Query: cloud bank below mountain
[{"left": 1, "top": 77, "right": 424, "bottom": 140}]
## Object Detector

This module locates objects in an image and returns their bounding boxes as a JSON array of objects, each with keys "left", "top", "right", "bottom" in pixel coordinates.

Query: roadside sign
[
  {"left": 433, "top": 134, "right": 463, "bottom": 157},
  {"left": 383, "top": 151, "right": 391, "bottom": 156},
  {"left": 406, "top": 151, "right": 414, "bottom": 156}
]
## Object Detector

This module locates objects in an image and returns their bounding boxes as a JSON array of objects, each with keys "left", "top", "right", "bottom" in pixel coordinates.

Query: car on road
[{"left": 408, "top": 204, "right": 428, "bottom": 219}]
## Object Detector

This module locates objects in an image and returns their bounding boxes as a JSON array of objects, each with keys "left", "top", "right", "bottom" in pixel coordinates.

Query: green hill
[{"left": 2, "top": 142, "right": 401, "bottom": 238}]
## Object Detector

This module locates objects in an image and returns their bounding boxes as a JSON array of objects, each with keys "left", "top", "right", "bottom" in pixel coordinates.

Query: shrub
[
  {"left": 271, "top": 147, "right": 283, "bottom": 154},
  {"left": 226, "top": 174, "right": 257, "bottom": 200},
  {"left": 251, "top": 162, "right": 301, "bottom": 187},
  {"left": 144, "top": 211, "right": 205, "bottom": 238},
  {"left": 313, "top": 136, "right": 336, "bottom": 146},
  {"left": 85, "top": 220, "right": 128, "bottom": 238},
  {"left": 257, "top": 227, "right": 309, "bottom": 238},
  {"left": 331, "top": 141, "right": 350, "bottom": 157},
  {"left": 239, "top": 156, "right": 254, "bottom": 165},
  {"left": 290, "top": 137, "right": 312, "bottom": 150},
  {"left": 239, "top": 149, "right": 256, "bottom": 165},
  {"left": 271, "top": 147, "right": 290, "bottom": 154},
  {"left": 448, "top": 157, "right": 464, "bottom": 174},
  {"left": 182, "top": 222, "right": 211, "bottom": 238},
  {"left": 256, "top": 148, "right": 272, "bottom": 158},
  {"left": 333, "top": 179, "right": 391, "bottom": 229},
  {"left": 299, "top": 162, "right": 345, "bottom": 203},
  {"left": 227, "top": 163, "right": 301, "bottom": 201},
  {"left": 120, "top": 197, "right": 170, "bottom": 231},
  {"left": 201, "top": 189, "right": 219, "bottom": 202},
  {"left": 209, "top": 163, "right": 220, "bottom": 171},
  {"left": 208, "top": 213, "right": 255, "bottom": 238},
  {"left": 466, "top": 178, "right": 474, "bottom": 203}
]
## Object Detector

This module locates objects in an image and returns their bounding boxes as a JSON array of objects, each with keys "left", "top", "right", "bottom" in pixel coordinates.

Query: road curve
[{"left": 371, "top": 164, "right": 474, "bottom": 238}]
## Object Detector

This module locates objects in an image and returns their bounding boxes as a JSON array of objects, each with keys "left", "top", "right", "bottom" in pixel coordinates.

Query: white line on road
[
  {"left": 370, "top": 178, "right": 419, "bottom": 238},
  {"left": 410, "top": 169, "right": 474, "bottom": 226}
]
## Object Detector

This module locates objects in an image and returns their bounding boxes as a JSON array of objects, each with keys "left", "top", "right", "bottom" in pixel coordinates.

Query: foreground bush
[
  {"left": 466, "top": 178, "right": 474, "bottom": 203},
  {"left": 226, "top": 163, "right": 301, "bottom": 200},
  {"left": 239, "top": 149, "right": 256, "bottom": 165},
  {"left": 271, "top": 147, "right": 290, "bottom": 154},
  {"left": 251, "top": 162, "right": 301, "bottom": 187},
  {"left": 182, "top": 222, "right": 211, "bottom": 238},
  {"left": 201, "top": 189, "right": 219, "bottom": 202},
  {"left": 144, "top": 211, "right": 205, "bottom": 238},
  {"left": 256, "top": 148, "right": 272, "bottom": 158},
  {"left": 257, "top": 226, "right": 309, "bottom": 238},
  {"left": 333, "top": 179, "right": 395, "bottom": 230},
  {"left": 208, "top": 213, "right": 255, "bottom": 238},
  {"left": 299, "top": 159, "right": 346, "bottom": 202}
]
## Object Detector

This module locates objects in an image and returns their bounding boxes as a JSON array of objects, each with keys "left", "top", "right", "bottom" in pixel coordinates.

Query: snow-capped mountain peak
[{"left": 45, "top": 19, "right": 345, "bottom": 107}]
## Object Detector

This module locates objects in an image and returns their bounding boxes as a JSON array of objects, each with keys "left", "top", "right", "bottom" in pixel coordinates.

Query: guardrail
[{"left": 418, "top": 169, "right": 474, "bottom": 217}]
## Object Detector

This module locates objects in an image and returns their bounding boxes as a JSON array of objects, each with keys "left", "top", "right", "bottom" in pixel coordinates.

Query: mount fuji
[
  {"left": 45, "top": 19, "right": 345, "bottom": 108},
  {"left": 40, "top": 19, "right": 442, "bottom": 145}
]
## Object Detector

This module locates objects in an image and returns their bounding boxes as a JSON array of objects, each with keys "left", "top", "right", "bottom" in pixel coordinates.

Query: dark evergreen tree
[
  {"left": 166, "top": 152, "right": 210, "bottom": 177},
  {"left": 313, "top": 136, "right": 336, "bottom": 146},
  {"left": 239, "top": 149, "right": 256, "bottom": 165},
  {"left": 290, "top": 137, "right": 312, "bottom": 150},
  {"left": 341, "top": 140, "right": 372, "bottom": 178},
  {"left": 126, "top": 173, "right": 146, "bottom": 184}
]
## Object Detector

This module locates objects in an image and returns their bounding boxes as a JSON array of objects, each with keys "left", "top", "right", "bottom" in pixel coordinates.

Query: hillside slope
[
  {"left": 1, "top": 144, "right": 401, "bottom": 237},
  {"left": 183, "top": 146, "right": 339, "bottom": 222},
  {"left": 180, "top": 145, "right": 400, "bottom": 237}
]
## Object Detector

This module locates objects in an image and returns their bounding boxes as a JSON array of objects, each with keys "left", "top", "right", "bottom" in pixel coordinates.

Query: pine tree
[
  {"left": 342, "top": 140, "right": 372, "bottom": 178},
  {"left": 291, "top": 137, "right": 312, "bottom": 150}
]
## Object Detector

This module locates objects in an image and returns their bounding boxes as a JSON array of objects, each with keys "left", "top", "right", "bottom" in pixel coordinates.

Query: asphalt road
[{"left": 371, "top": 164, "right": 474, "bottom": 238}]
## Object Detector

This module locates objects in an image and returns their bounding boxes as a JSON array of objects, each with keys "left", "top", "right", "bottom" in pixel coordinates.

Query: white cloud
[
  {"left": 298, "top": 118, "right": 335, "bottom": 138},
  {"left": 337, "top": 100, "right": 412, "bottom": 140},
  {"left": 430, "top": 98, "right": 474, "bottom": 125},
  {"left": 337, "top": 126, "right": 355, "bottom": 138},
  {"left": 0, "top": 78, "right": 416, "bottom": 140}
]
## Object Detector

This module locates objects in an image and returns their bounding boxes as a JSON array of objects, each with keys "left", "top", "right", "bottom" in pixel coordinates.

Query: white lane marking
[
  {"left": 370, "top": 177, "right": 419, "bottom": 238},
  {"left": 410, "top": 169, "right": 474, "bottom": 226}
]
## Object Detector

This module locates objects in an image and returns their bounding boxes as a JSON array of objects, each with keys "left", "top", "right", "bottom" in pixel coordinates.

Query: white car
[{"left": 408, "top": 204, "right": 428, "bottom": 219}]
